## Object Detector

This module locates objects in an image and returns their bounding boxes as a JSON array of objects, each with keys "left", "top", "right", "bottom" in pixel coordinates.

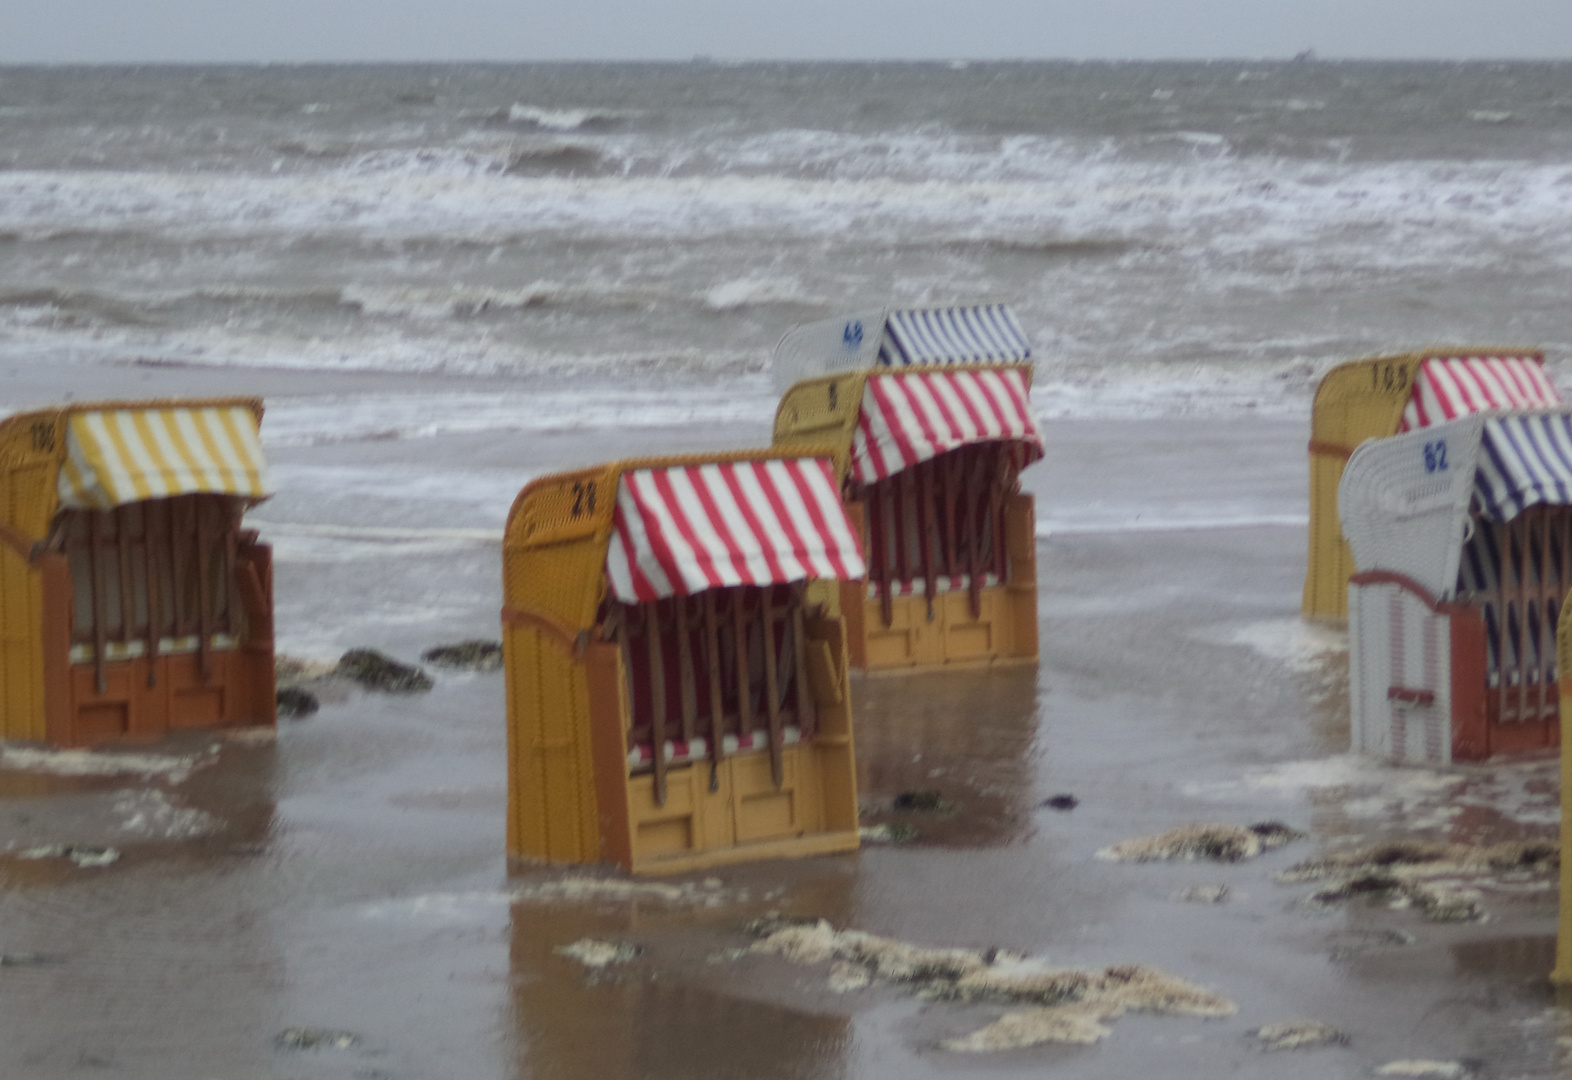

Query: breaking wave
[{"left": 504, "top": 104, "right": 632, "bottom": 131}]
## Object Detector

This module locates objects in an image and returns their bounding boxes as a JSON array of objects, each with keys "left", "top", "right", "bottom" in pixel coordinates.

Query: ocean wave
[
  {"left": 10, "top": 159, "right": 1572, "bottom": 255},
  {"left": 503, "top": 104, "right": 632, "bottom": 132},
  {"left": 7, "top": 137, "right": 1572, "bottom": 269},
  {"left": 501, "top": 143, "right": 608, "bottom": 176},
  {"left": 340, "top": 146, "right": 518, "bottom": 178},
  {"left": 274, "top": 138, "right": 358, "bottom": 160},
  {"left": 336, "top": 280, "right": 680, "bottom": 320},
  {"left": 943, "top": 234, "right": 1137, "bottom": 258},
  {"left": 338, "top": 277, "right": 824, "bottom": 320},
  {"left": 336, "top": 142, "right": 611, "bottom": 180},
  {"left": 0, "top": 285, "right": 152, "bottom": 327},
  {"left": 0, "top": 274, "right": 823, "bottom": 330}
]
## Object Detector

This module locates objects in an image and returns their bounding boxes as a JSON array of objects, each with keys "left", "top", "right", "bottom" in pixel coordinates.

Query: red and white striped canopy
[
  {"left": 1398, "top": 354, "right": 1559, "bottom": 431},
  {"left": 606, "top": 458, "right": 866, "bottom": 603},
  {"left": 850, "top": 367, "right": 1044, "bottom": 484}
]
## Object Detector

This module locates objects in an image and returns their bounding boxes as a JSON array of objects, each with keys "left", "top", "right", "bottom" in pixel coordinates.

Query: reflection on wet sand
[
  {"left": 0, "top": 738, "right": 279, "bottom": 1078},
  {"left": 507, "top": 878, "right": 853, "bottom": 1080},
  {"left": 851, "top": 666, "right": 1039, "bottom": 847}
]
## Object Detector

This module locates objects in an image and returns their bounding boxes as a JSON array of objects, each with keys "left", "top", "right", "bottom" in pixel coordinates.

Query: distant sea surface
[{"left": 2, "top": 61, "right": 1571, "bottom": 418}]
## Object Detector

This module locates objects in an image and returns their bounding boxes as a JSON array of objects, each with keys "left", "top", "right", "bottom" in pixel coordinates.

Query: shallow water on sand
[
  {"left": 0, "top": 369, "right": 1561, "bottom": 1078},
  {"left": 3, "top": 57, "right": 1571, "bottom": 1079}
]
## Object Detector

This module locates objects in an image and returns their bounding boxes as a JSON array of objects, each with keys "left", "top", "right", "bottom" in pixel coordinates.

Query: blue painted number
[
  {"left": 841, "top": 320, "right": 864, "bottom": 351},
  {"left": 1423, "top": 440, "right": 1448, "bottom": 474}
]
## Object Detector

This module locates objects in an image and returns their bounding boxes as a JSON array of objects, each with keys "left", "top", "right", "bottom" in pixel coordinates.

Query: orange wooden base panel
[{"left": 59, "top": 647, "right": 276, "bottom": 747}]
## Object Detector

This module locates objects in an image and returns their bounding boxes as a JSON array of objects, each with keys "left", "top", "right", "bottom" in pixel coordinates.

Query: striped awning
[
  {"left": 1399, "top": 354, "right": 1558, "bottom": 431},
  {"left": 605, "top": 458, "right": 866, "bottom": 603},
  {"left": 877, "top": 305, "right": 1032, "bottom": 367},
  {"left": 1473, "top": 412, "right": 1572, "bottom": 522},
  {"left": 58, "top": 405, "right": 272, "bottom": 510},
  {"left": 851, "top": 367, "right": 1044, "bottom": 484}
]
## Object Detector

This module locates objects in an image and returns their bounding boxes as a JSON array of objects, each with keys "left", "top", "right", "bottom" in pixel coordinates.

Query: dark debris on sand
[
  {"left": 892, "top": 790, "right": 958, "bottom": 814},
  {"left": 422, "top": 639, "right": 503, "bottom": 671},
  {"left": 335, "top": 649, "right": 434, "bottom": 693},
  {"left": 274, "top": 1027, "right": 360, "bottom": 1051},
  {"left": 1100, "top": 821, "right": 1305, "bottom": 863},
  {"left": 276, "top": 686, "right": 319, "bottom": 720}
]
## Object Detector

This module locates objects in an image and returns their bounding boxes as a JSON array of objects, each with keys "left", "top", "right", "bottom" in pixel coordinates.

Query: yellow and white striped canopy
[{"left": 58, "top": 405, "right": 272, "bottom": 510}]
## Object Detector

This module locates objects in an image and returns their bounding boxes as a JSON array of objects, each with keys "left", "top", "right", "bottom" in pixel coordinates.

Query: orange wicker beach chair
[{"left": 0, "top": 398, "right": 276, "bottom": 746}]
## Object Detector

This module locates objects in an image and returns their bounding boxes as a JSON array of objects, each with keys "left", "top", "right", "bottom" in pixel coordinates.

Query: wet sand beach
[{"left": 0, "top": 359, "right": 1561, "bottom": 1080}]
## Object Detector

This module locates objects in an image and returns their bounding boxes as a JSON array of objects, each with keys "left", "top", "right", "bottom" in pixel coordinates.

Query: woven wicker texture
[
  {"left": 1304, "top": 348, "right": 1548, "bottom": 620},
  {"left": 1305, "top": 354, "right": 1424, "bottom": 619},
  {"left": 502, "top": 448, "right": 861, "bottom": 870},
  {"left": 0, "top": 397, "right": 265, "bottom": 743},
  {"left": 1347, "top": 580, "right": 1453, "bottom": 764},
  {"left": 1559, "top": 586, "right": 1572, "bottom": 691},
  {"left": 1338, "top": 414, "right": 1485, "bottom": 600}
]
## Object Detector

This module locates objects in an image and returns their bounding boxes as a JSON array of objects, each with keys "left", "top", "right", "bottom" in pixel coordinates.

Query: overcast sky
[{"left": 1, "top": 0, "right": 1569, "bottom": 64}]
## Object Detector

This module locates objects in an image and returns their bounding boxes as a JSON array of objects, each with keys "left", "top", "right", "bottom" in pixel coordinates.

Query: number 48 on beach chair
[
  {"left": 0, "top": 398, "right": 276, "bottom": 746},
  {"left": 501, "top": 450, "right": 867, "bottom": 874}
]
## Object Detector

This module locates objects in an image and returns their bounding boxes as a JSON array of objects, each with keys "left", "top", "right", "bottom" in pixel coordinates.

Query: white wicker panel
[
  {"left": 771, "top": 308, "right": 887, "bottom": 392},
  {"left": 1348, "top": 579, "right": 1452, "bottom": 764},
  {"left": 1347, "top": 580, "right": 1382, "bottom": 755},
  {"left": 1339, "top": 415, "right": 1486, "bottom": 599}
]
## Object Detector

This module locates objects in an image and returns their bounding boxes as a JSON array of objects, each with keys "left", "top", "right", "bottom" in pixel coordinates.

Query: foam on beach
[{"left": 0, "top": 744, "right": 218, "bottom": 783}]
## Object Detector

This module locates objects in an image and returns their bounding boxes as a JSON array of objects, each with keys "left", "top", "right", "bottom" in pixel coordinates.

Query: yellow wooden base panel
[
  {"left": 860, "top": 585, "right": 1036, "bottom": 671},
  {"left": 621, "top": 742, "right": 858, "bottom": 875}
]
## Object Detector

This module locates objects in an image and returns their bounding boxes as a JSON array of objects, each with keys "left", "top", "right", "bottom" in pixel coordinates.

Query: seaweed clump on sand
[
  {"left": 275, "top": 655, "right": 339, "bottom": 686},
  {"left": 892, "top": 789, "right": 958, "bottom": 814},
  {"left": 1098, "top": 821, "right": 1304, "bottom": 863},
  {"left": 555, "top": 938, "right": 642, "bottom": 968},
  {"left": 421, "top": 640, "right": 503, "bottom": 672},
  {"left": 335, "top": 649, "right": 434, "bottom": 693},
  {"left": 745, "top": 917, "right": 1235, "bottom": 1052},
  {"left": 1280, "top": 838, "right": 1557, "bottom": 923},
  {"left": 1252, "top": 1021, "right": 1349, "bottom": 1051}
]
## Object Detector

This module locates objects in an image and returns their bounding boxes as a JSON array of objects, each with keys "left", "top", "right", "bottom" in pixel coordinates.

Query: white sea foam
[
  {"left": 259, "top": 388, "right": 776, "bottom": 447},
  {"left": 6, "top": 153, "right": 1572, "bottom": 260},
  {"left": 0, "top": 744, "right": 218, "bottom": 783},
  {"left": 506, "top": 104, "right": 628, "bottom": 131},
  {"left": 703, "top": 275, "right": 813, "bottom": 311},
  {"left": 1203, "top": 619, "right": 1347, "bottom": 672}
]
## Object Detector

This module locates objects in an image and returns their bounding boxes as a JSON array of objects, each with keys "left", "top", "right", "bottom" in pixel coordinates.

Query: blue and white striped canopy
[
  {"left": 1475, "top": 412, "right": 1572, "bottom": 521},
  {"left": 876, "top": 305, "right": 1032, "bottom": 367}
]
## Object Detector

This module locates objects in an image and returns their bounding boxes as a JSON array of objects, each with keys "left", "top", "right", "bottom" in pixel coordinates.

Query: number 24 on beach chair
[{"left": 501, "top": 449, "right": 867, "bottom": 874}]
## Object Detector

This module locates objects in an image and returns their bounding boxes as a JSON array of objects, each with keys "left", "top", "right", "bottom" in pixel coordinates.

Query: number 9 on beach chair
[
  {"left": 501, "top": 450, "right": 866, "bottom": 874},
  {"left": 0, "top": 398, "right": 276, "bottom": 746}
]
